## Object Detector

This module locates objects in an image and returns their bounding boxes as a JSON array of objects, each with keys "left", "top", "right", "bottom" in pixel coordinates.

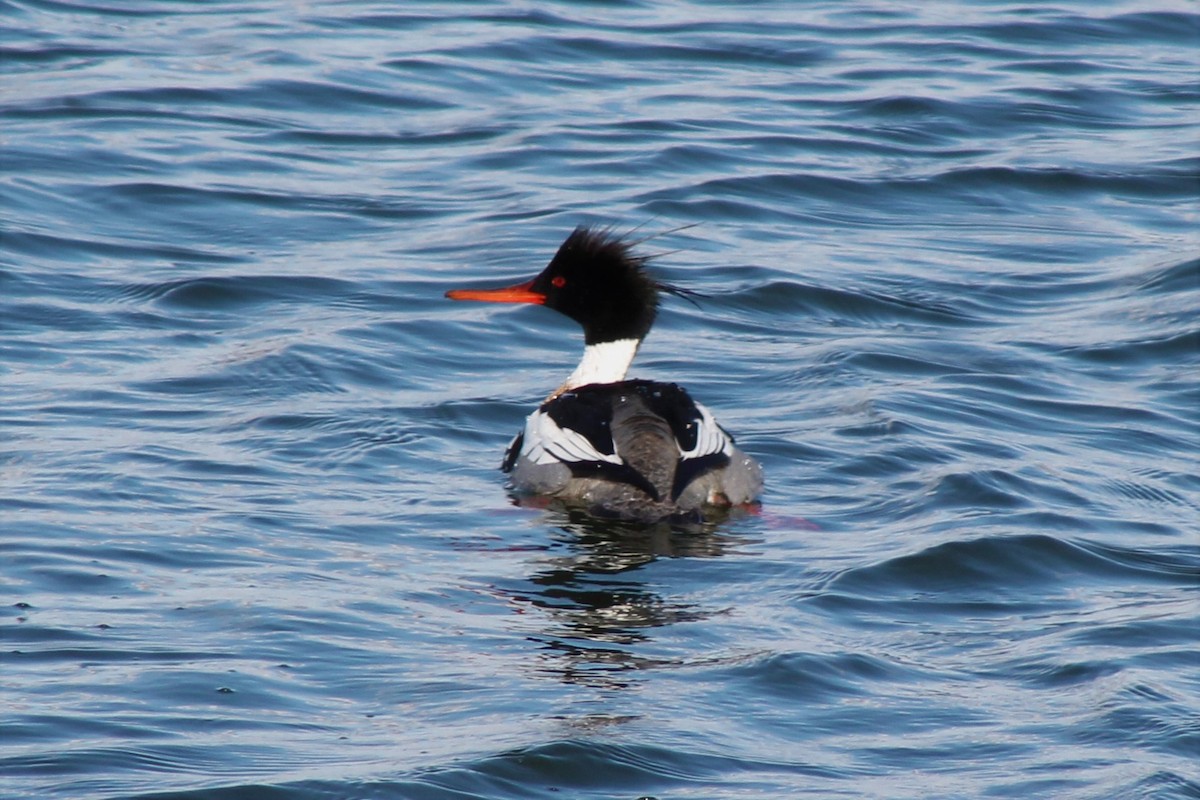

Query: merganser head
[{"left": 446, "top": 226, "right": 660, "bottom": 345}]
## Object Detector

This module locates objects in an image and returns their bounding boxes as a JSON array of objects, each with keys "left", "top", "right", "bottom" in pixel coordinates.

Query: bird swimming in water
[{"left": 447, "top": 226, "right": 762, "bottom": 522}]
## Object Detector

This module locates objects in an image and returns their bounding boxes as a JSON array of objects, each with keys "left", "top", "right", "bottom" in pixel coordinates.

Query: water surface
[{"left": 2, "top": 1, "right": 1198, "bottom": 798}]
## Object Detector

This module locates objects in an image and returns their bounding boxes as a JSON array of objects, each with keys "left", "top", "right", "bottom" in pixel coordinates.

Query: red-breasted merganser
[{"left": 447, "top": 226, "right": 763, "bottom": 522}]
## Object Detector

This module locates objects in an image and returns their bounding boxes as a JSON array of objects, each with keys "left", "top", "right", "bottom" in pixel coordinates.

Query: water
[{"left": 2, "top": 1, "right": 1198, "bottom": 798}]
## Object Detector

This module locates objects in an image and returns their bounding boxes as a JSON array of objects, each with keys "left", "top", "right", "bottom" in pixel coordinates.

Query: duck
[{"left": 446, "top": 226, "right": 762, "bottom": 522}]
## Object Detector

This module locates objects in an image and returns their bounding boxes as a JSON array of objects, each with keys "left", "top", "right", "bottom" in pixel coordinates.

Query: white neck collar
[{"left": 550, "top": 338, "right": 640, "bottom": 398}]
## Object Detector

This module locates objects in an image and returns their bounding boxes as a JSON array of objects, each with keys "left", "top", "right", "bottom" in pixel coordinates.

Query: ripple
[
  {"left": 734, "top": 280, "right": 980, "bottom": 326},
  {"left": 3, "top": 2, "right": 1199, "bottom": 799},
  {"left": 827, "top": 534, "right": 1196, "bottom": 598}
]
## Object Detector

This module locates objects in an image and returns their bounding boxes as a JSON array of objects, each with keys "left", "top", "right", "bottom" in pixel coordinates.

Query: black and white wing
[
  {"left": 502, "top": 380, "right": 735, "bottom": 503},
  {"left": 669, "top": 399, "right": 735, "bottom": 500}
]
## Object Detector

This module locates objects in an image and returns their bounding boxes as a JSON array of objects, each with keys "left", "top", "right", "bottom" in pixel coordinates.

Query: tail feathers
[{"left": 609, "top": 396, "right": 678, "bottom": 502}]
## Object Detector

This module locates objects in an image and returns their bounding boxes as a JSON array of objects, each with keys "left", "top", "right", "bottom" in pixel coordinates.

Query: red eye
[{"left": 551, "top": 276, "right": 566, "bottom": 288}]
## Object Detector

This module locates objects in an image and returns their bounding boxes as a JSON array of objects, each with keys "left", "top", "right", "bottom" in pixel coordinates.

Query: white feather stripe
[
  {"left": 548, "top": 433, "right": 610, "bottom": 463},
  {"left": 546, "top": 429, "right": 593, "bottom": 462},
  {"left": 680, "top": 402, "right": 732, "bottom": 460},
  {"left": 526, "top": 442, "right": 548, "bottom": 464},
  {"left": 522, "top": 409, "right": 622, "bottom": 466}
]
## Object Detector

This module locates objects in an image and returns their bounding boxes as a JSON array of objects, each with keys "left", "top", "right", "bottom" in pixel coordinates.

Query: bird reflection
[{"left": 499, "top": 505, "right": 756, "bottom": 689}]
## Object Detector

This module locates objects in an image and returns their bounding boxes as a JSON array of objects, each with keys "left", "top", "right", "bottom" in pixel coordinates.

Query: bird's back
[{"left": 504, "top": 380, "right": 761, "bottom": 521}]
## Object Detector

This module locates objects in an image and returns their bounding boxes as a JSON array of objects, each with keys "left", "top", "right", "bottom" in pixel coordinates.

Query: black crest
[{"left": 530, "top": 227, "right": 661, "bottom": 344}]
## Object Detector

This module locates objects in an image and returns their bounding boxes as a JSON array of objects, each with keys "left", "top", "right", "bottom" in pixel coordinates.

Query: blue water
[{"left": 2, "top": 1, "right": 1198, "bottom": 798}]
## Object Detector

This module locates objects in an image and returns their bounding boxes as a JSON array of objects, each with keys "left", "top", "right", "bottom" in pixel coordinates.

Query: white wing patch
[
  {"left": 679, "top": 402, "right": 733, "bottom": 460},
  {"left": 521, "top": 409, "right": 623, "bottom": 466},
  {"left": 518, "top": 398, "right": 731, "bottom": 470}
]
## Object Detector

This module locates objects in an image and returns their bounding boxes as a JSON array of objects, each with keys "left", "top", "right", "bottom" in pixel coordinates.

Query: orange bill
[{"left": 445, "top": 279, "right": 545, "bottom": 304}]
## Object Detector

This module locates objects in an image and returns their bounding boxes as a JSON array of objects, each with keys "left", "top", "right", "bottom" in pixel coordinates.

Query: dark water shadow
[{"left": 498, "top": 506, "right": 755, "bottom": 689}]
